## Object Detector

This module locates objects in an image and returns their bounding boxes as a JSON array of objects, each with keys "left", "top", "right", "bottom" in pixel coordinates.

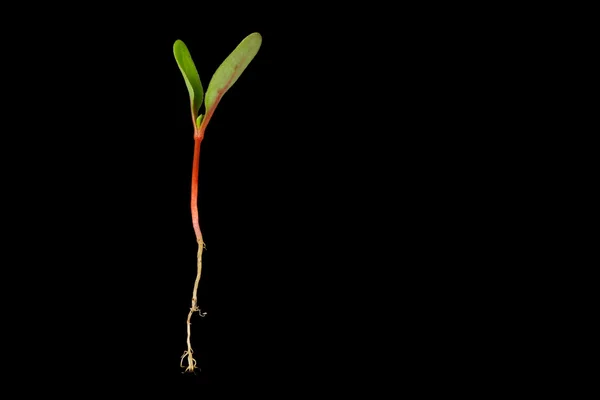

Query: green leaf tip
[
  {"left": 204, "top": 32, "right": 262, "bottom": 118},
  {"left": 196, "top": 114, "right": 204, "bottom": 129},
  {"left": 173, "top": 39, "right": 204, "bottom": 118}
]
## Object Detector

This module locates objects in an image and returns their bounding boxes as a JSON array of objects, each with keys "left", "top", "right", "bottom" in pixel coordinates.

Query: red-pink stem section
[{"left": 191, "top": 133, "right": 203, "bottom": 244}]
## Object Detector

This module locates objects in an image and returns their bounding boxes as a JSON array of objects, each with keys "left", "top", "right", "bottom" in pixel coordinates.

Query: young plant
[{"left": 173, "top": 32, "right": 262, "bottom": 372}]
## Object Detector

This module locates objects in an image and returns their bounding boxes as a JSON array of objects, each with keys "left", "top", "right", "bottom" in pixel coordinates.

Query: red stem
[
  {"left": 190, "top": 89, "right": 227, "bottom": 243},
  {"left": 191, "top": 133, "right": 203, "bottom": 243}
]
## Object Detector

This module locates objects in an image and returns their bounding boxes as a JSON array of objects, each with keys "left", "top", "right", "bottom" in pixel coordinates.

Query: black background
[{"left": 0, "top": 4, "right": 523, "bottom": 395}]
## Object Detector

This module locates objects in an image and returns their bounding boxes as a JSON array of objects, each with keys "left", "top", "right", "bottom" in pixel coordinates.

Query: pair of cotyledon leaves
[{"left": 173, "top": 32, "right": 262, "bottom": 135}]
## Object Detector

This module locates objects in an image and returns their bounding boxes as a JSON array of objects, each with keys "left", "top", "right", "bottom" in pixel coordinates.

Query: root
[{"left": 181, "top": 240, "right": 207, "bottom": 373}]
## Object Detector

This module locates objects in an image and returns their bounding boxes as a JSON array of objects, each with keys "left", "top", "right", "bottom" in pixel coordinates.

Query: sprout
[{"left": 174, "top": 33, "right": 262, "bottom": 373}]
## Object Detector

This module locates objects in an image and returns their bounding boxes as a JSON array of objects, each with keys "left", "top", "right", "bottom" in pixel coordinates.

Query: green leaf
[
  {"left": 173, "top": 40, "right": 204, "bottom": 118},
  {"left": 196, "top": 114, "right": 204, "bottom": 129},
  {"left": 203, "top": 33, "right": 262, "bottom": 122}
]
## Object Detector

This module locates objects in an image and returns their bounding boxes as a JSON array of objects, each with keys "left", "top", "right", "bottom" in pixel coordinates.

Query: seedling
[{"left": 174, "top": 32, "right": 262, "bottom": 372}]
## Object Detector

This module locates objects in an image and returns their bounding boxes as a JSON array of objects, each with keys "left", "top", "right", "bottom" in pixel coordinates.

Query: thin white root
[
  {"left": 181, "top": 350, "right": 197, "bottom": 371},
  {"left": 181, "top": 240, "right": 206, "bottom": 373}
]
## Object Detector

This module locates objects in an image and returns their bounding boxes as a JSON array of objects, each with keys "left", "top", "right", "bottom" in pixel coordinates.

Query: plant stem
[
  {"left": 182, "top": 132, "right": 207, "bottom": 373},
  {"left": 190, "top": 136, "right": 203, "bottom": 243}
]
